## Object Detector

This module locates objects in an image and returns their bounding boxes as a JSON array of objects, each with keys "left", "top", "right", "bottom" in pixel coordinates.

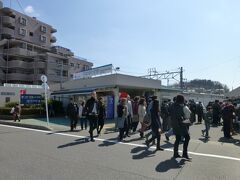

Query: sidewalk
[{"left": 0, "top": 117, "right": 116, "bottom": 132}]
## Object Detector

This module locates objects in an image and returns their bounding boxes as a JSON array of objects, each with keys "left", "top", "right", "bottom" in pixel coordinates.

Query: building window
[
  {"left": 40, "top": 35, "right": 47, "bottom": 43},
  {"left": 19, "top": 17, "right": 27, "bottom": 26},
  {"left": 40, "top": 25, "right": 47, "bottom": 33},
  {"left": 19, "top": 28, "right": 26, "bottom": 36},
  {"left": 56, "top": 70, "right": 61, "bottom": 76},
  {"left": 29, "top": 32, "right": 33, "bottom": 36},
  {"left": 27, "top": 44, "right": 33, "bottom": 51},
  {"left": 70, "top": 63, "right": 74, "bottom": 67},
  {"left": 77, "top": 64, "right": 80, "bottom": 68},
  {"left": 63, "top": 70, "right": 68, "bottom": 77},
  {"left": 83, "top": 65, "right": 89, "bottom": 71},
  {"left": 5, "top": 97, "right": 10, "bottom": 103}
]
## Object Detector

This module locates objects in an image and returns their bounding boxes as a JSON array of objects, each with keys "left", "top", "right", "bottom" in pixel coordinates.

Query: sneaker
[{"left": 90, "top": 138, "right": 95, "bottom": 142}]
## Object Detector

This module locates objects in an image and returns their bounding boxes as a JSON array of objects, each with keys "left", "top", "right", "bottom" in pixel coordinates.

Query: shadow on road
[
  {"left": 155, "top": 157, "right": 186, "bottom": 173},
  {"left": 131, "top": 146, "right": 156, "bottom": 160},
  {"left": 47, "top": 130, "right": 81, "bottom": 135},
  {"left": 58, "top": 138, "right": 89, "bottom": 148},
  {"left": 104, "top": 128, "right": 117, "bottom": 135},
  {"left": 161, "top": 141, "right": 174, "bottom": 149},
  {"left": 218, "top": 137, "right": 240, "bottom": 147},
  {"left": 198, "top": 137, "right": 210, "bottom": 143},
  {"left": 123, "top": 137, "right": 143, "bottom": 143},
  {"left": 98, "top": 137, "right": 118, "bottom": 147}
]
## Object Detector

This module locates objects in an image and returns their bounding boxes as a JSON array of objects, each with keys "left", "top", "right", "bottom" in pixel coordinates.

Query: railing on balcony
[
  {"left": 3, "top": 48, "right": 38, "bottom": 57},
  {"left": 1, "top": 16, "right": 15, "bottom": 28}
]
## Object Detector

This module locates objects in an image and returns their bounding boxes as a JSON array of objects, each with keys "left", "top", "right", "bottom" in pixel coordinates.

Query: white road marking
[{"left": 1, "top": 124, "right": 240, "bottom": 162}]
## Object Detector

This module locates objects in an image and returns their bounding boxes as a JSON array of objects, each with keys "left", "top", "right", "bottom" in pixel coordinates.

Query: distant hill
[{"left": 185, "top": 79, "right": 229, "bottom": 93}]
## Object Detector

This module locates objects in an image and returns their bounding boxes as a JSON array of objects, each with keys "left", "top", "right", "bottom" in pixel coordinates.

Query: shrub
[
  {"left": 0, "top": 108, "right": 45, "bottom": 116},
  {"left": 5, "top": 102, "right": 19, "bottom": 108}
]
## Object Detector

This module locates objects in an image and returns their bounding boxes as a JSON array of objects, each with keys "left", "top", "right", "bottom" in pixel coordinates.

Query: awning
[{"left": 51, "top": 88, "right": 96, "bottom": 96}]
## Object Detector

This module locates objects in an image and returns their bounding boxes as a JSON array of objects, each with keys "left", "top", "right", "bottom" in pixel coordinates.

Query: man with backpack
[{"left": 170, "top": 95, "right": 192, "bottom": 160}]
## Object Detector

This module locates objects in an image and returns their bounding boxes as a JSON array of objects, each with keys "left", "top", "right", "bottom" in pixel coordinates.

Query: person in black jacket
[
  {"left": 97, "top": 97, "right": 106, "bottom": 136},
  {"left": 85, "top": 91, "right": 99, "bottom": 142},
  {"left": 145, "top": 97, "right": 163, "bottom": 151},
  {"left": 66, "top": 98, "right": 79, "bottom": 131},
  {"left": 170, "top": 95, "right": 191, "bottom": 160}
]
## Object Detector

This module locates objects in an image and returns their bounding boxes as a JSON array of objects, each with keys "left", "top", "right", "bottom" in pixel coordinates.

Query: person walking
[
  {"left": 131, "top": 96, "right": 140, "bottom": 133},
  {"left": 222, "top": 103, "right": 234, "bottom": 139},
  {"left": 212, "top": 100, "right": 221, "bottom": 126},
  {"left": 97, "top": 97, "right": 106, "bottom": 136},
  {"left": 85, "top": 91, "right": 99, "bottom": 142},
  {"left": 13, "top": 103, "right": 21, "bottom": 122},
  {"left": 189, "top": 99, "right": 197, "bottom": 123},
  {"left": 145, "top": 96, "right": 163, "bottom": 151},
  {"left": 201, "top": 107, "right": 213, "bottom": 138},
  {"left": 170, "top": 95, "right": 191, "bottom": 160},
  {"left": 125, "top": 95, "right": 133, "bottom": 137},
  {"left": 196, "top": 102, "right": 204, "bottom": 124},
  {"left": 138, "top": 98, "right": 147, "bottom": 138},
  {"left": 66, "top": 98, "right": 79, "bottom": 131},
  {"left": 79, "top": 101, "right": 88, "bottom": 130},
  {"left": 117, "top": 98, "right": 128, "bottom": 141},
  {"left": 161, "top": 100, "right": 170, "bottom": 132}
]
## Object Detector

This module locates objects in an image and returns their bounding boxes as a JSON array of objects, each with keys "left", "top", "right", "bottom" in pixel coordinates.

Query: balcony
[
  {"left": 50, "top": 36, "right": 57, "bottom": 43},
  {"left": 48, "top": 75, "right": 68, "bottom": 82},
  {"left": 2, "top": 8, "right": 16, "bottom": 18},
  {"left": 4, "top": 48, "right": 38, "bottom": 57},
  {"left": 0, "top": 27, "right": 15, "bottom": 38},
  {"left": 7, "top": 60, "right": 46, "bottom": 69},
  {"left": 48, "top": 62, "right": 69, "bottom": 70},
  {"left": 7, "top": 73, "right": 33, "bottom": 81},
  {"left": 0, "top": 58, "right": 6, "bottom": 67},
  {"left": 0, "top": 72, "right": 5, "bottom": 80},
  {"left": 2, "top": 16, "right": 15, "bottom": 28},
  {"left": 51, "top": 28, "right": 57, "bottom": 33}
]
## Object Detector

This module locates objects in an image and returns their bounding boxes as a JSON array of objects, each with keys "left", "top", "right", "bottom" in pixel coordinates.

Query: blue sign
[
  {"left": 106, "top": 95, "right": 114, "bottom": 119},
  {"left": 20, "top": 94, "right": 42, "bottom": 104}
]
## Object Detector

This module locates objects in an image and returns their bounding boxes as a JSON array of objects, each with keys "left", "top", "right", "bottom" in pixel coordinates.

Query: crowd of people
[{"left": 66, "top": 91, "right": 240, "bottom": 160}]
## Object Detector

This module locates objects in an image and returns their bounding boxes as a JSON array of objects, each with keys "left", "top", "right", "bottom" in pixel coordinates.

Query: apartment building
[{"left": 0, "top": 2, "right": 93, "bottom": 85}]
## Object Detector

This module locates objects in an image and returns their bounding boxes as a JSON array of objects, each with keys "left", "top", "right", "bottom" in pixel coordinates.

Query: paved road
[{"left": 0, "top": 124, "right": 239, "bottom": 180}]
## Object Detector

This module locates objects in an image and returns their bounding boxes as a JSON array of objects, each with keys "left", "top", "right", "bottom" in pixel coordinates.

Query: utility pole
[{"left": 180, "top": 67, "right": 183, "bottom": 90}]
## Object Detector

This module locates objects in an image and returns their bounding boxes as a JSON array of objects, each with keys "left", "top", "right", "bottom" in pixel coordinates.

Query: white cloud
[{"left": 24, "top": 5, "right": 35, "bottom": 14}]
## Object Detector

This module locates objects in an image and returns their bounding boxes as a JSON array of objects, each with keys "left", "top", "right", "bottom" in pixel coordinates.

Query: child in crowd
[{"left": 202, "top": 107, "right": 213, "bottom": 138}]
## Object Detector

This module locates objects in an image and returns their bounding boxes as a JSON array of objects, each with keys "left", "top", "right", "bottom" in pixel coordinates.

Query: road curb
[{"left": 0, "top": 120, "right": 52, "bottom": 131}]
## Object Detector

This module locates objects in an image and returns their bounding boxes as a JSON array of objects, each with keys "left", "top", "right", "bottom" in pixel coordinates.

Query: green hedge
[
  {"left": 5, "top": 102, "right": 19, "bottom": 108},
  {"left": 0, "top": 108, "right": 45, "bottom": 116}
]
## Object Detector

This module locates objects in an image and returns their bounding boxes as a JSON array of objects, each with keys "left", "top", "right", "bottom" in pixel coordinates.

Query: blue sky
[{"left": 4, "top": 0, "right": 240, "bottom": 89}]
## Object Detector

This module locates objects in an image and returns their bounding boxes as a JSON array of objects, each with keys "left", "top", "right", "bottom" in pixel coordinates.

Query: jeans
[
  {"left": 80, "top": 117, "right": 88, "bottom": 130},
  {"left": 174, "top": 134, "right": 190, "bottom": 156},
  {"left": 202, "top": 121, "right": 210, "bottom": 137},
  {"left": 88, "top": 115, "right": 98, "bottom": 140}
]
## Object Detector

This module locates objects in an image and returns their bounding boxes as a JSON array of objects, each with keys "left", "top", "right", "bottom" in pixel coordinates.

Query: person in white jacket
[{"left": 138, "top": 98, "right": 147, "bottom": 138}]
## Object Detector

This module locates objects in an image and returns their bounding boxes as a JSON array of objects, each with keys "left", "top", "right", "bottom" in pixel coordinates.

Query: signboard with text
[{"left": 20, "top": 94, "right": 42, "bottom": 104}]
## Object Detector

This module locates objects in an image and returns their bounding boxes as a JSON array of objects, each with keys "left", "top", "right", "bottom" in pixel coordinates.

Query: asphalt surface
[{"left": 0, "top": 123, "right": 239, "bottom": 180}]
